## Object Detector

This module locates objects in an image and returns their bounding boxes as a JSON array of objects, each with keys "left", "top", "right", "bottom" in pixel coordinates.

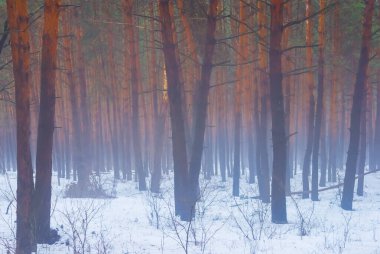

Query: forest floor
[{"left": 1, "top": 169, "right": 380, "bottom": 254}]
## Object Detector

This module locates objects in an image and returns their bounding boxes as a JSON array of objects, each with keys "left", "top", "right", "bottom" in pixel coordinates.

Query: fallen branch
[{"left": 232, "top": 169, "right": 380, "bottom": 206}]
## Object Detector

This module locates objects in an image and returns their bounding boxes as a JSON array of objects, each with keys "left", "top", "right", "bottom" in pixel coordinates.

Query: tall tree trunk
[
  {"left": 302, "top": 0, "right": 314, "bottom": 199},
  {"left": 233, "top": 0, "right": 247, "bottom": 197},
  {"left": 104, "top": 2, "right": 122, "bottom": 180},
  {"left": 257, "top": 0, "right": 270, "bottom": 203},
  {"left": 123, "top": 0, "right": 147, "bottom": 190},
  {"left": 73, "top": 8, "right": 91, "bottom": 193},
  {"left": 188, "top": 0, "right": 219, "bottom": 206},
  {"left": 283, "top": 1, "right": 292, "bottom": 196},
  {"left": 269, "top": 0, "right": 287, "bottom": 224},
  {"left": 329, "top": 7, "right": 340, "bottom": 182},
  {"left": 150, "top": 2, "right": 166, "bottom": 193},
  {"left": 341, "top": 0, "right": 374, "bottom": 210},
  {"left": 311, "top": 0, "right": 325, "bottom": 201},
  {"left": 159, "top": 0, "right": 189, "bottom": 218},
  {"left": 34, "top": 0, "right": 60, "bottom": 243},
  {"left": 7, "top": 0, "right": 35, "bottom": 252},
  {"left": 217, "top": 71, "right": 227, "bottom": 182}
]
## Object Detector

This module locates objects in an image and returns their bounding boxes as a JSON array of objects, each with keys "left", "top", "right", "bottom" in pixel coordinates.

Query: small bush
[{"left": 64, "top": 174, "right": 115, "bottom": 199}]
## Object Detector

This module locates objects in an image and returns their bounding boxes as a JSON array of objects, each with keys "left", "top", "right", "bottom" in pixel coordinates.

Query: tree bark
[
  {"left": 34, "top": 0, "right": 60, "bottom": 243},
  {"left": 7, "top": 0, "right": 35, "bottom": 252},
  {"left": 73, "top": 8, "right": 91, "bottom": 193},
  {"left": 341, "top": 0, "right": 374, "bottom": 210},
  {"left": 123, "top": 0, "right": 147, "bottom": 190},
  {"left": 257, "top": 0, "right": 270, "bottom": 203},
  {"left": 311, "top": 0, "right": 325, "bottom": 201},
  {"left": 188, "top": 0, "right": 219, "bottom": 204},
  {"left": 269, "top": 0, "right": 287, "bottom": 224},
  {"left": 302, "top": 0, "right": 315, "bottom": 199},
  {"left": 159, "top": 0, "right": 189, "bottom": 219},
  {"left": 150, "top": 2, "right": 166, "bottom": 193},
  {"left": 233, "top": 0, "right": 247, "bottom": 197},
  {"left": 357, "top": 90, "right": 367, "bottom": 196},
  {"left": 319, "top": 113, "right": 327, "bottom": 187}
]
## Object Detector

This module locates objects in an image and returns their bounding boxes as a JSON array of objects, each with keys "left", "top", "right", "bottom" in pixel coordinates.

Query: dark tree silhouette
[
  {"left": 269, "top": 0, "right": 287, "bottom": 224},
  {"left": 341, "top": 0, "right": 375, "bottom": 211},
  {"left": 34, "top": 0, "right": 60, "bottom": 243}
]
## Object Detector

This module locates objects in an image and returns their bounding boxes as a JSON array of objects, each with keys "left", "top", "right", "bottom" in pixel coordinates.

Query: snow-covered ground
[{"left": 1, "top": 169, "right": 380, "bottom": 254}]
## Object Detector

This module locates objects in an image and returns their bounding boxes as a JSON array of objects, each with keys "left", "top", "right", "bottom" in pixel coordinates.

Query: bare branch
[
  {"left": 283, "top": 2, "right": 336, "bottom": 29},
  {"left": 282, "top": 44, "right": 319, "bottom": 54}
]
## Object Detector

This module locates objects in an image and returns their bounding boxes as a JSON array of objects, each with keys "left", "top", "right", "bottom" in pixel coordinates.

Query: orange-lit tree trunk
[
  {"left": 63, "top": 10, "right": 78, "bottom": 183},
  {"left": 168, "top": 1, "right": 192, "bottom": 159},
  {"left": 67, "top": 8, "right": 92, "bottom": 192},
  {"left": 123, "top": 0, "right": 147, "bottom": 190},
  {"left": 328, "top": 7, "right": 340, "bottom": 182},
  {"left": 257, "top": 0, "right": 270, "bottom": 203},
  {"left": 311, "top": 0, "right": 325, "bottom": 201},
  {"left": 150, "top": 2, "right": 166, "bottom": 193},
  {"left": 269, "top": 0, "right": 287, "bottom": 224},
  {"left": 301, "top": 0, "right": 314, "bottom": 199},
  {"left": 104, "top": 2, "right": 122, "bottom": 180},
  {"left": 159, "top": 0, "right": 189, "bottom": 218},
  {"left": 283, "top": 1, "right": 292, "bottom": 195},
  {"left": 61, "top": 13, "right": 72, "bottom": 180},
  {"left": 177, "top": 0, "right": 200, "bottom": 134},
  {"left": 341, "top": 0, "right": 374, "bottom": 210},
  {"left": 232, "top": 0, "right": 245, "bottom": 197},
  {"left": 217, "top": 70, "right": 227, "bottom": 182},
  {"left": 34, "top": 0, "right": 60, "bottom": 243},
  {"left": 7, "top": 0, "right": 35, "bottom": 252}
]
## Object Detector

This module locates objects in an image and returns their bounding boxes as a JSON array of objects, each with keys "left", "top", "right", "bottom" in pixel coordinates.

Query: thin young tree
[{"left": 0, "top": 20, "right": 8, "bottom": 55}]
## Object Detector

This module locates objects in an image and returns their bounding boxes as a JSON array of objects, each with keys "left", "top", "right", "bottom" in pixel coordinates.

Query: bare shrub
[
  {"left": 92, "top": 224, "right": 113, "bottom": 254},
  {"left": 289, "top": 195, "right": 315, "bottom": 237},
  {"left": 161, "top": 196, "right": 193, "bottom": 254},
  {"left": 65, "top": 174, "right": 116, "bottom": 199},
  {"left": 231, "top": 198, "right": 274, "bottom": 253},
  {"left": 0, "top": 173, "right": 16, "bottom": 253},
  {"left": 321, "top": 209, "right": 353, "bottom": 254},
  {"left": 158, "top": 179, "right": 227, "bottom": 254},
  {"left": 145, "top": 190, "right": 164, "bottom": 230},
  {"left": 191, "top": 179, "right": 228, "bottom": 254},
  {"left": 57, "top": 199, "right": 111, "bottom": 254}
]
